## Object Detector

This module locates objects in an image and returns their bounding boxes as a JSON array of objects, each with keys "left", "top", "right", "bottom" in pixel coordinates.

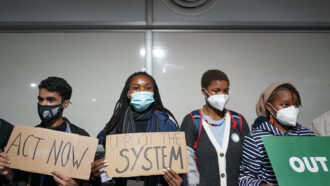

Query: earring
[{"left": 269, "top": 114, "right": 274, "bottom": 124}]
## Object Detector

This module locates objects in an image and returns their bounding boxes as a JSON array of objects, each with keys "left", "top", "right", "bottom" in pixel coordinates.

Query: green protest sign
[{"left": 262, "top": 136, "right": 330, "bottom": 186}]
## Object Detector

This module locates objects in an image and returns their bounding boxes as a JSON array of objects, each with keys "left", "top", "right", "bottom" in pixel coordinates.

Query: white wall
[
  {"left": 0, "top": 32, "right": 329, "bottom": 137},
  {"left": 152, "top": 32, "right": 330, "bottom": 128},
  {"left": 0, "top": 32, "right": 145, "bottom": 137}
]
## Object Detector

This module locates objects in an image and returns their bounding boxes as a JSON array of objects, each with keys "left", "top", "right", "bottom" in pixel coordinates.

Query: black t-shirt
[
  {"left": 13, "top": 118, "right": 89, "bottom": 186},
  {"left": 0, "top": 118, "right": 14, "bottom": 150}
]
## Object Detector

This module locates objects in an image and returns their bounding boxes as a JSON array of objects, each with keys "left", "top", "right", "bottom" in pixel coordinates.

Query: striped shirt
[{"left": 239, "top": 117, "right": 316, "bottom": 186}]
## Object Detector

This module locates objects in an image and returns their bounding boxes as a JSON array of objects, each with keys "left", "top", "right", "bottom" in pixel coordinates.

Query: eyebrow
[
  {"left": 38, "top": 96, "right": 56, "bottom": 100},
  {"left": 131, "top": 82, "right": 152, "bottom": 86}
]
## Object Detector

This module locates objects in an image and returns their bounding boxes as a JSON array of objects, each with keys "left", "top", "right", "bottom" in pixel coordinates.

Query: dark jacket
[
  {"left": 96, "top": 110, "right": 178, "bottom": 186},
  {"left": 10, "top": 118, "right": 89, "bottom": 186}
]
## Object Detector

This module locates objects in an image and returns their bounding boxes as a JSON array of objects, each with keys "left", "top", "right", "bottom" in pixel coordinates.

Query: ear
[
  {"left": 201, "top": 88, "right": 207, "bottom": 97},
  {"left": 127, "top": 91, "right": 131, "bottom": 100},
  {"left": 265, "top": 102, "right": 272, "bottom": 113},
  {"left": 62, "top": 100, "right": 70, "bottom": 109}
]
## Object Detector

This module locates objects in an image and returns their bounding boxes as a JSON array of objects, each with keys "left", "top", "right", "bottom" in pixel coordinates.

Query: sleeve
[
  {"left": 241, "top": 115, "right": 251, "bottom": 137},
  {"left": 0, "top": 119, "right": 14, "bottom": 150},
  {"left": 179, "top": 114, "right": 196, "bottom": 149},
  {"left": 239, "top": 135, "right": 265, "bottom": 186},
  {"left": 167, "top": 119, "right": 179, "bottom": 131},
  {"left": 180, "top": 114, "right": 200, "bottom": 186},
  {"left": 299, "top": 126, "right": 317, "bottom": 136}
]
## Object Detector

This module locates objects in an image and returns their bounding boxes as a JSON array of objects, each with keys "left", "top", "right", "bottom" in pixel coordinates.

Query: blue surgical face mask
[{"left": 130, "top": 91, "right": 155, "bottom": 112}]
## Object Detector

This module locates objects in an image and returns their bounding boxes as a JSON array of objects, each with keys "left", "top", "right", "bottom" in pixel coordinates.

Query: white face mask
[
  {"left": 204, "top": 88, "right": 229, "bottom": 111},
  {"left": 269, "top": 103, "right": 300, "bottom": 127}
]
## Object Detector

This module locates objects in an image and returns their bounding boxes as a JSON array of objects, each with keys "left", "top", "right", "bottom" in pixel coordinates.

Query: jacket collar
[{"left": 253, "top": 116, "right": 301, "bottom": 136}]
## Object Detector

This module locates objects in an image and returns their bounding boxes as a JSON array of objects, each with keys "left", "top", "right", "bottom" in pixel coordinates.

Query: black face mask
[{"left": 37, "top": 103, "right": 63, "bottom": 123}]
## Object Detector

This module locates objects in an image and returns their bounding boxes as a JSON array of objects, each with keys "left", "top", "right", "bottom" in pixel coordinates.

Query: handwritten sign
[
  {"left": 4, "top": 125, "right": 98, "bottom": 180},
  {"left": 105, "top": 132, "right": 188, "bottom": 177}
]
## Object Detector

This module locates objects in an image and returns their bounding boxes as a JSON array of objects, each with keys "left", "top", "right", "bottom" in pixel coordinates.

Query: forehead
[
  {"left": 207, "top": 80, "right": 229, "bottom": 88},
  {"left": 38, "top": 88, "right": 61, "bottom": 98},
  {"left": 130, "top": 74, "right": 152, "bottom": 85},
  {"left": 273, "top": 89, "right": 297, "bottom": 102}
]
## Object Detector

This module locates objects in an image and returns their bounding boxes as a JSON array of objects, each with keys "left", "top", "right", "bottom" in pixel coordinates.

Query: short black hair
[
  {"left": 38, "top": 76, "right": 72, "bottom": 101},
  {"left": 268, "top": 83, "right": 302, "bottom": 106},
  {"left": 201, "top": 69, "right": 230, "bottom": 89}
]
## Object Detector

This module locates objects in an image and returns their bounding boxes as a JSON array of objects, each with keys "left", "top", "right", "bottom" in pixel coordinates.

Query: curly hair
[{"left": 38, "top": 76, "right": 72, "bottom": 101}]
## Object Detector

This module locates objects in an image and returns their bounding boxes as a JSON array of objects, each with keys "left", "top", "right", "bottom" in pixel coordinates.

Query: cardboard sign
[
  {"left": 105, "top": 132, "right": 188, "bottom": 177},
  {"left": 4, "top": 125, "right": 98, "bottom": 180},
  {"left": 262, "top": 136, "right": 330, "bottom": 186}
]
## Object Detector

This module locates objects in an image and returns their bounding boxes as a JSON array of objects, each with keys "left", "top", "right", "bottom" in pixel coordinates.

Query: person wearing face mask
[
  {"left": 91, "top": 71, "right": 182, "bottom": 186},
  {"left": 0, "top": 76, "right": 90, "bottom": 186},
  {"left": 239, "top": 82, "right": 316, "bottom": 186},
  {"left": 180, "top": 69, "right": 250, "bottom": 186}
]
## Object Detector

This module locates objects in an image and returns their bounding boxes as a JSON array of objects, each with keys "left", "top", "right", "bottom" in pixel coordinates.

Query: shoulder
[
  {"left": 0, "top": 118, "right": 14, "bottom": 149},
  {"left": 242, "top": 129, "right": 268, "bottom": 156},
  {"left": 155, "top": 111, "right": 178, "bottom": 131},
  {"left": 155, "top": 110, "right": 169, "bottom": 120},
  {"left": 0, "top": 118, "right": 14, "bottom": 131},
  {"left": 228, "top": 110, "right": 250, "bottom": 131},
  {"left": 297, "top": 125, "right": 316, "bottom": 136},
  {"left": 69, "top": 123, "right": 90, "bottom": 137},
  {"left": 244, "top": 126, "right": 270, "bottom": 145},
  {"left": 227, "top": 109, "right": 246, "bottom": 122},
  {"left": 180, "top": 110, "right": 199, "bottom": 130}
]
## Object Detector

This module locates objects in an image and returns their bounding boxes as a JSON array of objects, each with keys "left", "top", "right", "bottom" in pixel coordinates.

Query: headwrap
[{"left": 256, "top": 81, "right": 295, "bottom": 117}]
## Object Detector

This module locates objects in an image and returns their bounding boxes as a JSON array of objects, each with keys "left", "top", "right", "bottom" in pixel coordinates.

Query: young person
[
  {"left": 0, "top": 76, "right": 89, "bottom": 186},
  {"left": 239, "top": 82, "right": 316, "bottom": 186},
  {"left": 91, "top": 71, "right": 182, "bottom": 186},
  {"left": 180, "top": 69, "right": 250, "bottom": 186},
  {"left": 0, "top": 118, "right": 14, "bottom": 185}
]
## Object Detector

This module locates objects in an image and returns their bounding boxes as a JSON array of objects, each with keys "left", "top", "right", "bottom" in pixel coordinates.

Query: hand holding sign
[
  {"left": 163, "top": 168, "right": 183, "bottom": 186},
  {"left": 0, "top": 150, "right": 13, "bottom": 181},
  {"left": 91, "top": 158, "right": 108, "bottom": 177},
  {"left": 52, "top": 171, "right": 79, "bottom": 186}
]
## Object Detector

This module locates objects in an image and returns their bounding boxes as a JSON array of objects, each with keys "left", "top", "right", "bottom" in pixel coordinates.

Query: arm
[
  {"left": 179, "top": 114, "right": 199, "bottom": 186},
  {"left": 239, "top": 135, "right": 265, "bottom": 186},
  {"left": 241, "top": 116, "right": 250, "bottom": 136}
]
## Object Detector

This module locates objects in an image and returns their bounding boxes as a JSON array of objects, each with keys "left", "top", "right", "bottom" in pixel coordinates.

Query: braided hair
[{"left": 103, "top": 71, "right": 178, "bottom": 134}]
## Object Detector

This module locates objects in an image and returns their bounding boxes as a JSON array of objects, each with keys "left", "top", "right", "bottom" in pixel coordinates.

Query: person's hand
[
  {"left": 0, "top": 150, "right": 13, "bottom": 181},
  {"left": 91, "top": 158, "right": 108, "bottom": 177},
  {"left": 51, "top": 171, "right": 79, "bottom": 186},
  {"left": 163, "top": 168, "right": 183, "bottom": 186}
]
